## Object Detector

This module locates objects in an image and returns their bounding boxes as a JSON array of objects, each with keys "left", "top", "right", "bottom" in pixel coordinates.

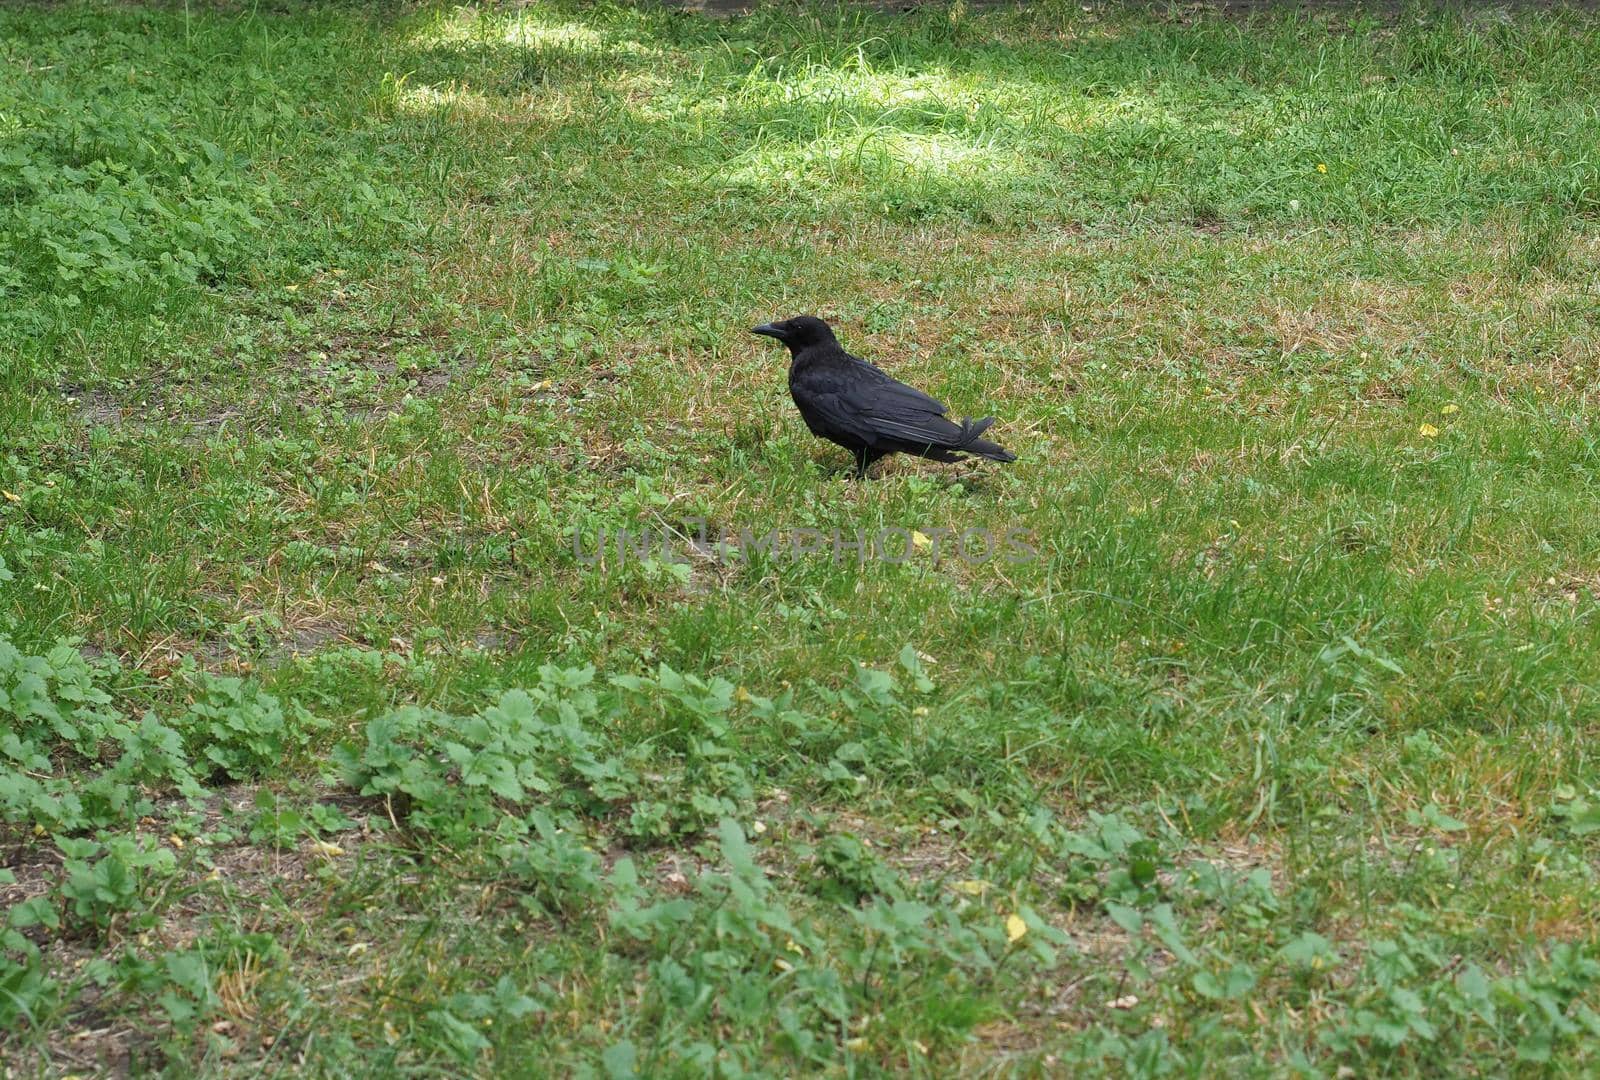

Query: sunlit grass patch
[
  {"left": 719, "top": 125, "right": 1022, "bottom": 197},
  {"left": 390, "top": 81, "right": 503, "bottom": 120}
]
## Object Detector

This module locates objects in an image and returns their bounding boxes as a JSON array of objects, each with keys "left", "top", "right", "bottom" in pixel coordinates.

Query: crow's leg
[{"left": 852, "top": 448, "right": 887, "bottom": 479}]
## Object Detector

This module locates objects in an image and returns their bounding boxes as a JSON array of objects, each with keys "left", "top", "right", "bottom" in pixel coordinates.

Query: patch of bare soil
[{"left": 60, "top": 383, "right": 252, "bottom": 439}]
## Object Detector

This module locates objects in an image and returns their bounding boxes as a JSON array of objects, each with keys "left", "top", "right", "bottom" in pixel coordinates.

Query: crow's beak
[{"left": 750, "top": 323, "right": 783, "bottom": 340}]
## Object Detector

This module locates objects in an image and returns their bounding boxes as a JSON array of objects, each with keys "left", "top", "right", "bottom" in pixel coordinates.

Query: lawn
[{"left": 2, "top": 0, "right": 1600, "bottom": 1074}]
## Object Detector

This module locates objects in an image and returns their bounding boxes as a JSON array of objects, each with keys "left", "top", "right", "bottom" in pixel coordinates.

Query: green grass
[{"left": 3, "top": 0, "right": 1600, "bottom": 1074}]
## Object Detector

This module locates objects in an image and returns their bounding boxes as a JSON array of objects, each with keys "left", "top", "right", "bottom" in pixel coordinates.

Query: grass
[{"left": 2, "top": 0, "right": 1600, "bottom": 1074}]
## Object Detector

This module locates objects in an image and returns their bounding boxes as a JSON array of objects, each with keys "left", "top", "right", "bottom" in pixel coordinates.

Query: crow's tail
[{"left": 957, "top": 417, "right": 1016, "bottom": 463}]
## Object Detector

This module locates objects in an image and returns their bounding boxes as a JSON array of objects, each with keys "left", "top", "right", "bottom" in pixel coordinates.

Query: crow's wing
[{"left": 793, "top": 357, "right": 965, "bottom": 450}]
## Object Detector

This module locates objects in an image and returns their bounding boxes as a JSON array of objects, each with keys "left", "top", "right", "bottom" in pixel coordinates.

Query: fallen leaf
[
  {"left": 1006, "top": 913, "right": 1028, "bottom": 942},
  {"left": 1419, "top": 423, "right": 1440, "bottom": 438}
]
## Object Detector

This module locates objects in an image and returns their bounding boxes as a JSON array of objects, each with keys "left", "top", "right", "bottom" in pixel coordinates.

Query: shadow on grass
[{"left": 372, "top": 0, "right": 1600, "bottom": 232}]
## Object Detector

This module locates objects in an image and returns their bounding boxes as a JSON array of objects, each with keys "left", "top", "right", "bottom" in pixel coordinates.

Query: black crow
[{"left": 751, "top": 315, "right": 1016, "bottom": 478}]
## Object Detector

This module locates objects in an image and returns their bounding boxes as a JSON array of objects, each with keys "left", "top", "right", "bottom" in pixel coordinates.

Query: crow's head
[{"left": 750, "top": 315, "right": 836, "bottom": 353}]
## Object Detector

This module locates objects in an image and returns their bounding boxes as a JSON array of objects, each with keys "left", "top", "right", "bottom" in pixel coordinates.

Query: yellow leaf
[
  {"left": 845, "top": 1037, "right": 868, "bottom": 1052},
  {"left": 951, "top": 879, "right": 991, "bottom": 896},
  {"left": 1316, "top": 162, "right": 1328, "bottom": 173},
  {"left": 1419, "top": 423, "right": 1440, "bottom": 438},
  {"left": 312, "top": 839, "right": 345, "bottom": 857},
  {"left": 911, "top": 530, "right": 932, "bottom": 549},
  {"left": 1441, "top": 403, "right": 1459, "bottom": 415},
  {"left": 2, "top": 490, "right": 20, "bottom": 503},
  {"left": 1006, "top": 913, "right": 1028, "bottom": 943}
]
